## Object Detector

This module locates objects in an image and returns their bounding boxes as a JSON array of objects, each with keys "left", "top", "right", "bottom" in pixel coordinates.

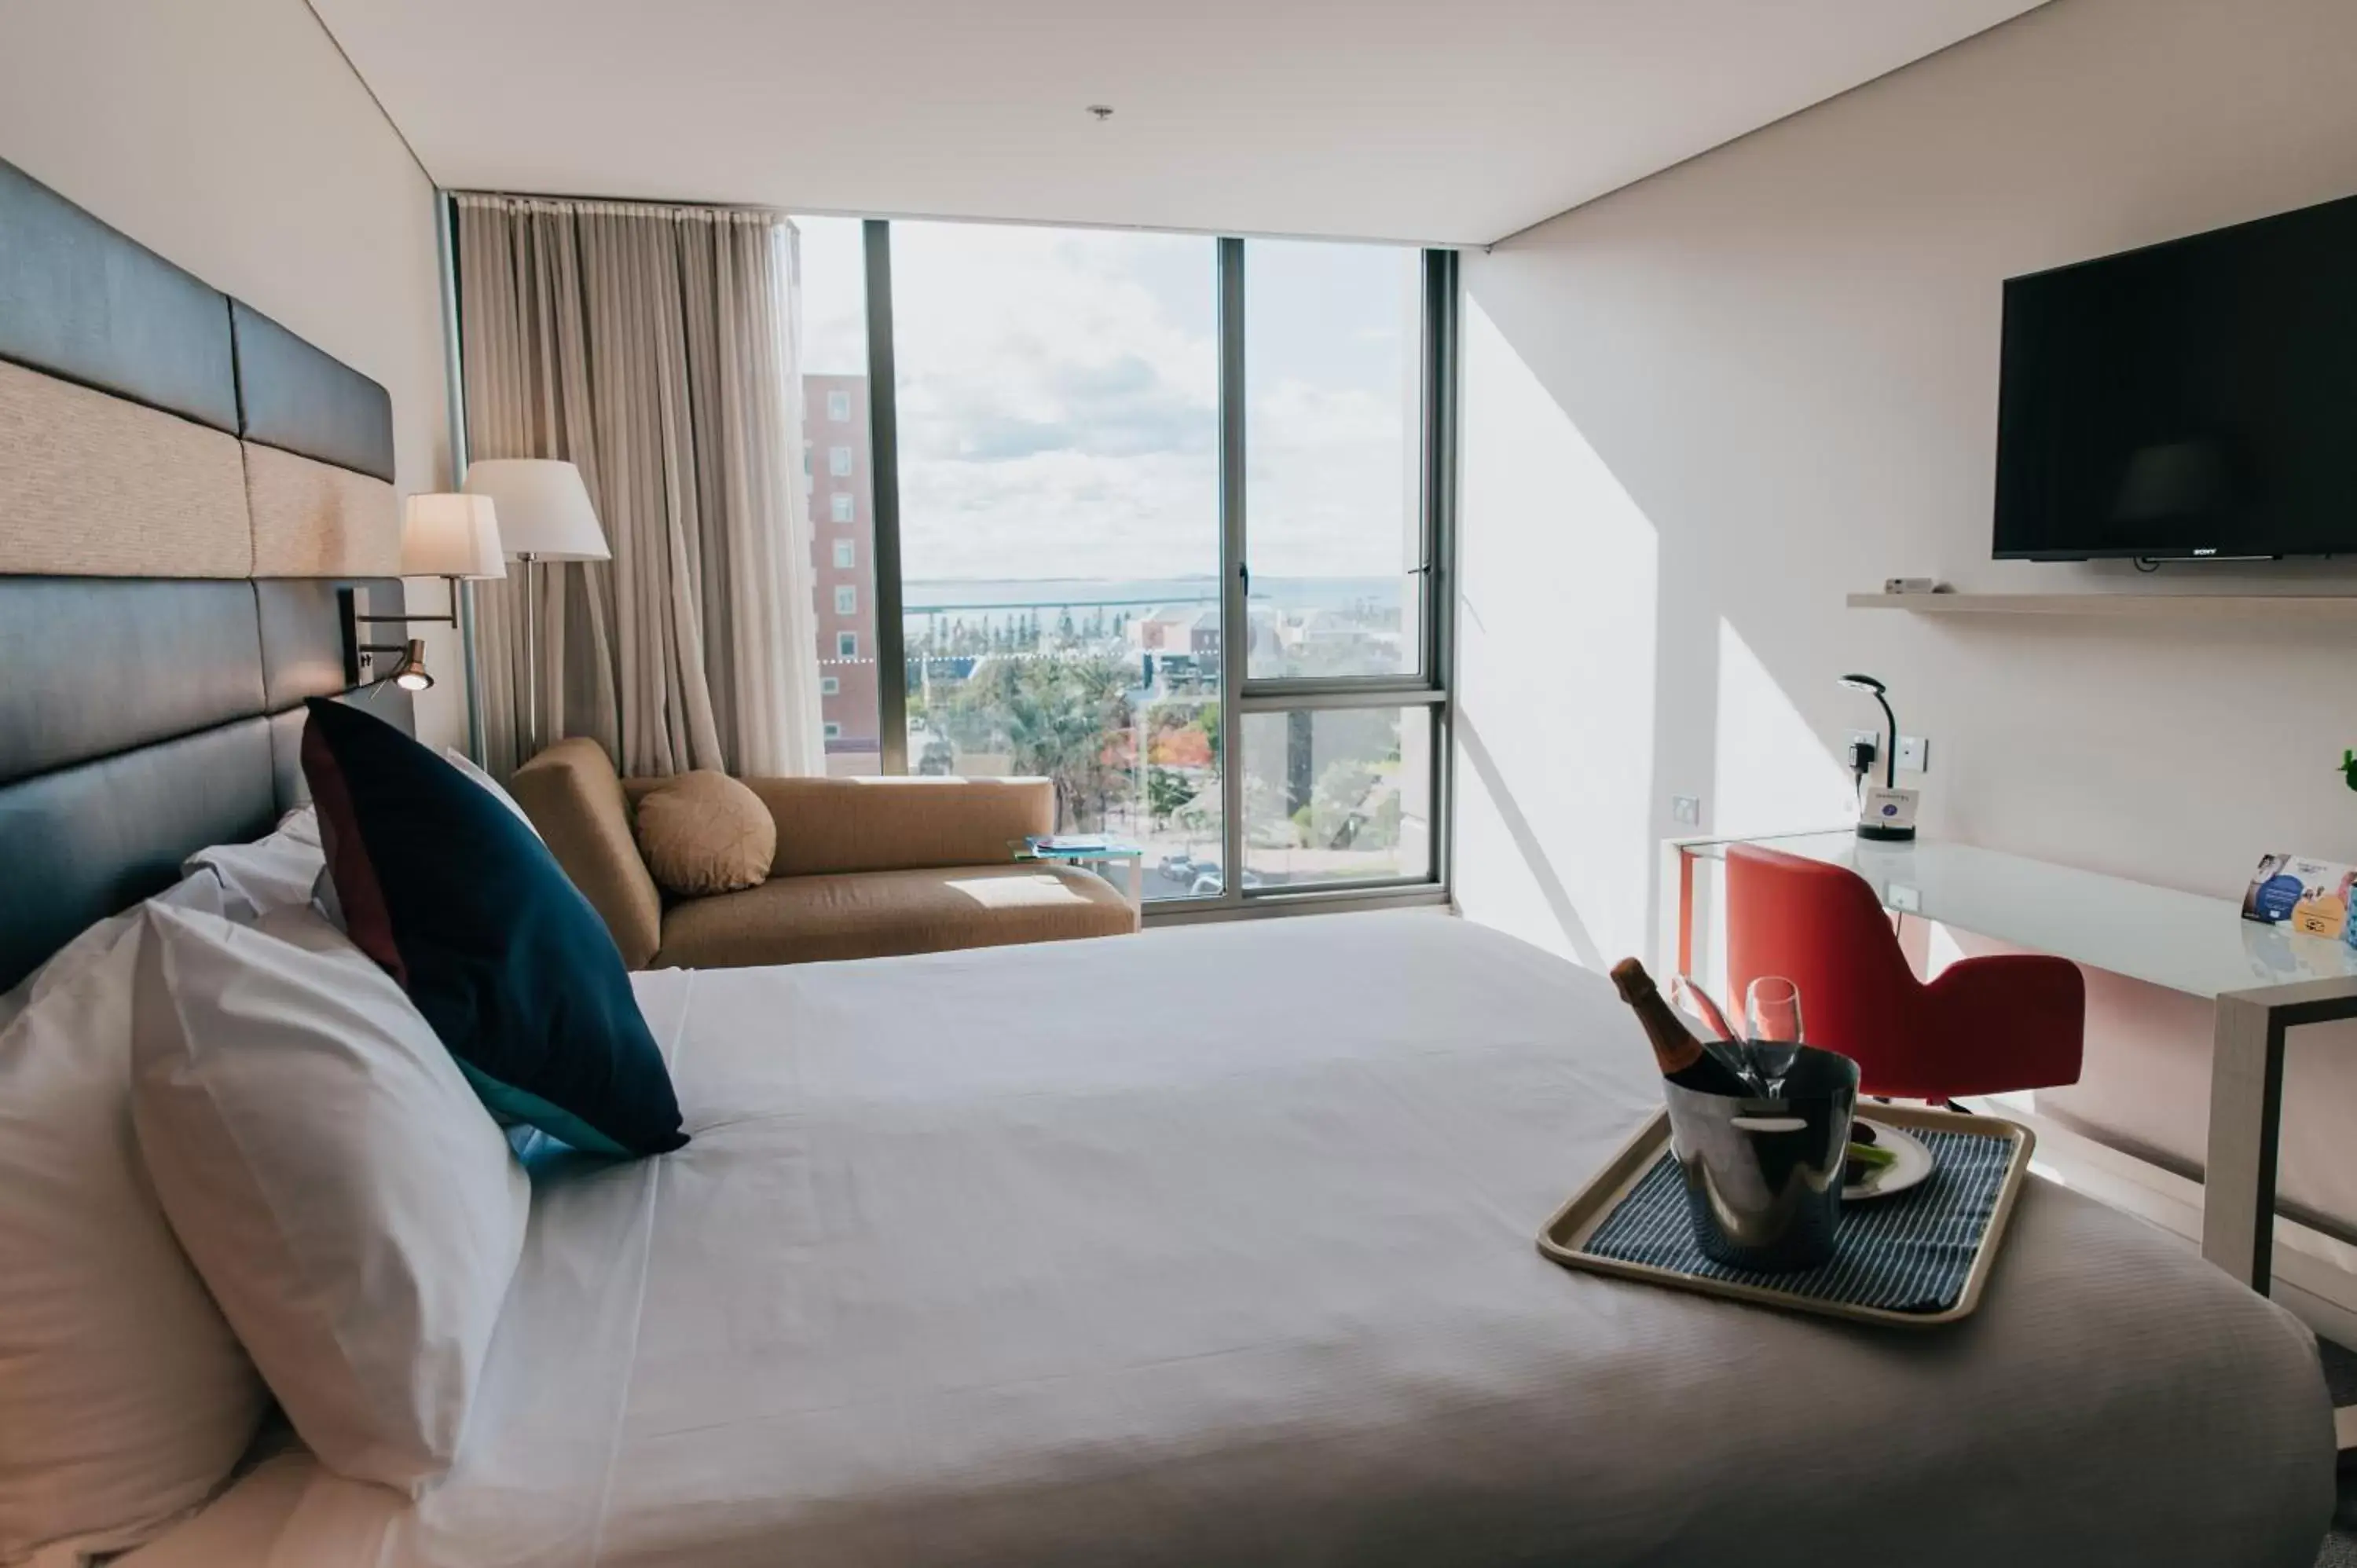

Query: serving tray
[{"left": 1536, "top": 1102, "right": 2035, "bottom": 1328}]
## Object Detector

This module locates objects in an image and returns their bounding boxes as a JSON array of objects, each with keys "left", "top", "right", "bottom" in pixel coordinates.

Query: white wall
[
  {"left": 0, "top": 0, "right": 462, "bottom": 749},
  {"left": 1456, "top": 0, "right": 2357, "bottom": 1227}
]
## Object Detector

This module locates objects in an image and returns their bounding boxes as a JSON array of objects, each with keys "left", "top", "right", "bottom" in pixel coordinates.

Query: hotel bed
[
  {"left": 119, "top": 914, "right": 2330, "bottom": 1568},
  {"left": 0, "top": 154, "right": 2332, "bottom": 1567}
]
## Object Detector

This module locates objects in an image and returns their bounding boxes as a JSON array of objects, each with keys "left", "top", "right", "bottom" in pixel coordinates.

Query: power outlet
[
  {"left": 1670, "top": 794, "right": 1702, "bottom": 827},
  {"left": 1897, "top": 735, "right": 1930, "bottom": 773}
]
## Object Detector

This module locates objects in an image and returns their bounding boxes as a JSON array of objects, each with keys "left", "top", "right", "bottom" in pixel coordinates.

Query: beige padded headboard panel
[
  {"left": 0, "top": 160, "right": 401, "bottom": 583},
  {"left": 0, "top": 359, "right": 252, "bottom": 577},
  {"left": 243, "top": 441, "right": 400, "bottom": 578}
]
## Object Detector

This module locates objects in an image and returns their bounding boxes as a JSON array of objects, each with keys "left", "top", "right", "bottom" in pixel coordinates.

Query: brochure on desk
[{"left": 2242, "top": 854, "right": 2357, "bottom": 943}]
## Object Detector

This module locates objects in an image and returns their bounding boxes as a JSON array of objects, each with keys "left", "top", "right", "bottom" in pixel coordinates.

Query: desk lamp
[{"left": 1839, "top": 672, "right": 1916, "bottom": 842}]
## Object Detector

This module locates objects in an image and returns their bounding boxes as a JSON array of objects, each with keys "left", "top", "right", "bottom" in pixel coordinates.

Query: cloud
[{"left": 795, "top": 217, "right": 1417, "bottom": 585}]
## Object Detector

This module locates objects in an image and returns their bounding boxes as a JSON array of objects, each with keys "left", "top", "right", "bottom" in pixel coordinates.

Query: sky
[{"left": 793, "top": 215, "right": 1420, "bottom": 586}]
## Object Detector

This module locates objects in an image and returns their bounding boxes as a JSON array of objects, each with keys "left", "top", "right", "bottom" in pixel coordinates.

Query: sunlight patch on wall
[
  {"left": 1712, "top": 617, "right": 1857, "bottom": 842},
  {"left": 1452, "top": 295, "right": 1659, "bottom": 966}
]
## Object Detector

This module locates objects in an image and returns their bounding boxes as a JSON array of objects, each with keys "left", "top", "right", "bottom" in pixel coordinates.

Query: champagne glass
[{"left": 1743, "top": 976, "right": 1804, "bottom": 1097}]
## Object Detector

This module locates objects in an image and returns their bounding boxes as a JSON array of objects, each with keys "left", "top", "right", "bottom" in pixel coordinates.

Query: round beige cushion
[{"left": 633, "top": 771, "right": 776, "bottom": 898}]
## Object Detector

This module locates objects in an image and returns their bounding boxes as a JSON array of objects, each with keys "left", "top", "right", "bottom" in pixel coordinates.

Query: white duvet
[{"left": 128, "top": 913, "right": 2331, "bottom": 1568}]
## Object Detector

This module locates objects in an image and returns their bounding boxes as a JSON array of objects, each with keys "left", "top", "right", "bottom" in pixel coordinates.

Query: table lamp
[
  {"left": 462, "top": 460, "right": 610, "bottom": 759},
  {"left": 1839, "top": 672, "right": 1916, "bottom": 842},
  {"left": 343, "top": 493, "right": 506, "bottom": 693}
]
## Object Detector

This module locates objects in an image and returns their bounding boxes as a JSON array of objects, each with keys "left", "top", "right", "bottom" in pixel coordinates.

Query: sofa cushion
[
  {"left": 652, "top": 863, "right": 1136, "bottom": 969},
  {"left": 634, "top": 771, "right": 775, "bottom": 897}
]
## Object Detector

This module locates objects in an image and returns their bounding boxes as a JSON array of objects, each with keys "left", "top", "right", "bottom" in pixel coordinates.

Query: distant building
[
  {"left": 1278, "top": 606, "right": 1400, "bottom": 669},
  {"left": 1129, "top": 607, "right": 1197, "bottom": 654},
  {"left": 1131, "top": 602, "right": 1297, "bottom": 678},
  {"left": 804, "top": 373, "right": 878, "bottom": 775}
]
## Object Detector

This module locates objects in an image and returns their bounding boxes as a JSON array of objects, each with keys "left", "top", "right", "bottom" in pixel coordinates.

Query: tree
[
  {"left": 1148, "top": 766, "right": 1196, "bottom": 827},
  {"left": 1307, "top": 757, "right": 1400, "bottom": 851},
  {"left": 916, "top": 734, "right": 957, "bottom": 775},
  {"left": 937, "top": 653, "right": 1131, "bottom": 829}
]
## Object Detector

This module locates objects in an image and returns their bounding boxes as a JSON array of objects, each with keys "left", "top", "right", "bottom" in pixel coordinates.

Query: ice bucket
[{"left": 1662, "top": 1045, "right": 1859, "bottom": 1273}]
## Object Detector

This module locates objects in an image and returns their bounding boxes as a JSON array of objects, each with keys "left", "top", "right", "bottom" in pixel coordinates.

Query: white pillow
[
  {"left": 130, "top": 903, "right": 530, "bottom": 1493},
  {"left": 0, "top": 910, "right": 266, "bottom": 1565},
  {"left": 181, "top": 806, "right": 325, "bottom": 923},
  {"left": 444, "top": 748, "right": 541, "bottom": 838}
]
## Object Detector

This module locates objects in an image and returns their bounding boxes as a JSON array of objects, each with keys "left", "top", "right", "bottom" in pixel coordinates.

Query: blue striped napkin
[{"left": 1580, "top": 1127, "right": 2012, "bottom": 1315}]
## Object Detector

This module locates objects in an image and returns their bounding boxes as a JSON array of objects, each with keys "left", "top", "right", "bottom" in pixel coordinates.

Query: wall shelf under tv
[{"left": 1847, "top": 592, "right": 2357, "bottom": 621}]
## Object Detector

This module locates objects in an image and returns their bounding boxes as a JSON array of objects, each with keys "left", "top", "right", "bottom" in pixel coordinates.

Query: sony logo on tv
[{"left": 2192, "top": 547, "right": 2219, "bottom": 556}]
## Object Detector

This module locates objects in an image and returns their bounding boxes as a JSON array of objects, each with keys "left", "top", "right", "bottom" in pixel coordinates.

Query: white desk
[{"left": 1667, "top": 831, "right": 2357, "bottom": 1302}]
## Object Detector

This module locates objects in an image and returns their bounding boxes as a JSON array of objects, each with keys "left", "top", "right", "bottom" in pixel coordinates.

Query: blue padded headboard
[{"left": 0, "top": 156, "right": 412, "bottom": 989}]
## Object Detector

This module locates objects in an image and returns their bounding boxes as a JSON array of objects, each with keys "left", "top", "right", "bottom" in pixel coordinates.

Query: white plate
[{"left": 1842, "top": 1119, "right": 1934, "bottom": 1203}]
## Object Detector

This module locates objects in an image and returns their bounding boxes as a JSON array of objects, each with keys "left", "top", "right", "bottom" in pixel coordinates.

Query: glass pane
[
  {"left": 1244, "top": 240, "right": 1423, "bottom": 680},
  {"left": 891, "top": 222, "right": 1224, "bottom": 901},
  {"left": 794, "top": 215, "right": 880, "bottom": 777},
  {"left": 1241, "top": 706, "right": 1432, "bottom": 888}
]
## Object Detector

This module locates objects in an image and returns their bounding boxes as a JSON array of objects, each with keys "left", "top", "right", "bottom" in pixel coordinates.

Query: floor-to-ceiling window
[
  {"left": 814, "top": 216, "right": 1454, "bottom": 916},
  {"left": 1233, "top": 240, "right": 1441, "bottom": 893},
  {"left": 887, "top": 222, "right": 1227, "bottom": 900}
]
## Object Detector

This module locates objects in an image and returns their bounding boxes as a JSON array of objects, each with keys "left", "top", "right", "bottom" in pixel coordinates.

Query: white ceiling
[{"left": 314, "top": 0, "right": 2046, "bottom": 247}]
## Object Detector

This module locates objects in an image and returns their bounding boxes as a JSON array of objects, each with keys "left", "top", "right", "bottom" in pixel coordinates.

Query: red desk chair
[{"left": 1725, "top": 844, "right": 2084, "bottom": 1101}]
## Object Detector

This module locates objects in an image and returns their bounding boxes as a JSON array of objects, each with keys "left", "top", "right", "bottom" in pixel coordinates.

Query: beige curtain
[{"left": 454, "top": 194, "right": 824, "bottom": 780}]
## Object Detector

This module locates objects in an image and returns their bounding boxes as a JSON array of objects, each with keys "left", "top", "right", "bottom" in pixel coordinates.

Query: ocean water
[{"left": 901, "top": 575, "right": 1407, "bottom": 621}]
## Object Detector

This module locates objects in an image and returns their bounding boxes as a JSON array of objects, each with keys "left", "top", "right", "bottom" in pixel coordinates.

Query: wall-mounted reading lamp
[{"left": 341, "top": 493, "right": 506, "bottom": 693}]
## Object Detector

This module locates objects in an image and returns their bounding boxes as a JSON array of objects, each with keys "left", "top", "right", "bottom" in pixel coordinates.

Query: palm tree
[{"left": 1002, "top": 656, "right": 1127, "bottom": 829}]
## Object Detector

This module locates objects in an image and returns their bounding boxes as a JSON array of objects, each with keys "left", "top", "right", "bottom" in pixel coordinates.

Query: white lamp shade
[
  {"left": 462, "top": 459, "right": 610, "bottom": 562},
  {"left": 400, "top": 493, "right": 506, "bottom": 579}
]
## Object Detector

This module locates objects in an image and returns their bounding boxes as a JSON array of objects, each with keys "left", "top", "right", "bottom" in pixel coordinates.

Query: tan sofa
[{"left": 509, "top": 738, "right": 1138, "bottom": 970}]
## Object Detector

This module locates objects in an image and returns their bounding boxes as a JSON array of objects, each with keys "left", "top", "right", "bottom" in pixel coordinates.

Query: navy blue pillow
[{"left": 301, "top": 698, "right": 687, "bottom": 1156}]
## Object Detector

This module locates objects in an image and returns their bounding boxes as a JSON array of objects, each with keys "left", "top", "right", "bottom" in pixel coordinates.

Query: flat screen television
[{"left": 1993, "top": 191, "right": 2357, "bottom": 561}]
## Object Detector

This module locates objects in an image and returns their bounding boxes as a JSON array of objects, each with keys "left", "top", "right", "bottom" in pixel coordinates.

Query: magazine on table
[{"left": 2241, "top": 853, "right": 2355, "bottom": 941}]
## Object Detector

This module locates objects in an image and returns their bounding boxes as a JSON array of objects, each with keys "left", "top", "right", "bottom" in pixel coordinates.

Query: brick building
[{"left": 804, "top": 373, "right": 880, "bottom": 775}]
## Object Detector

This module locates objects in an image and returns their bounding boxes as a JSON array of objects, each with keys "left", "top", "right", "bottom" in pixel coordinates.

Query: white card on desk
[{"left": 1859, "top": 787, "right": 1919, "bottom": 832}]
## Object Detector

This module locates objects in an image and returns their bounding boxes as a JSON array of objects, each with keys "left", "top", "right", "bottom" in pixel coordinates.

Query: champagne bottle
[{"left": 1609, "top": 958, "right": 1752, "bottom": 1095}]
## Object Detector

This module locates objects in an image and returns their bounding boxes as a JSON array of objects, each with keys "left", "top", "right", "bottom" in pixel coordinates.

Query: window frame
[
  {"left": 834, "top": 584, "right": 859, "bottom": 615},
  {"left": 1204, "top": 241, "right": 1457, "bottom": 916},
  {"left": 854, "top": 226, "right": 1457, "bottom": 922},
  {"left": 837, "top": 630, "right": 859, "bottom": 659},
  {"left": 819, "top": 674, "right": 841, "bottom": 696},
  {"left": 827, "top": 388, "right": 852, "bottom": 421}
]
